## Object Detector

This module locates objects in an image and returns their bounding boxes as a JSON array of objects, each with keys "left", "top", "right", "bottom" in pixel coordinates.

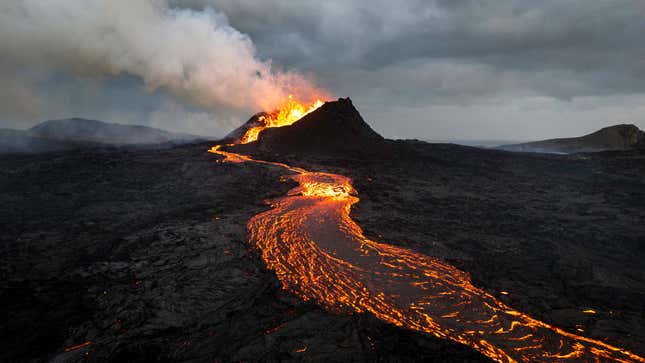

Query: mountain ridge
[
  {"left": 30, "top": 118, "right": 201, "bottom": 145},
  {"left": 1, "top": 118, "right": 206, "bottom": 154}
]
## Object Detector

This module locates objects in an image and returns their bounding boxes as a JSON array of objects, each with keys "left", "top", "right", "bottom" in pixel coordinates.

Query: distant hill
[
  {"left": 29, "top": 118, "right": 201, "bottom": 145},
  {"left": 498, "top": 124, "right": 645, "bottom": 154},
  {"left": 0, "top": 118, "right": 206, "bottom": 154}
]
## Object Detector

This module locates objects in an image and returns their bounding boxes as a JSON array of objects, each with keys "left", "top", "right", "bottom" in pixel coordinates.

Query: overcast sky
[{"left": 2, "top": 0, "right": 644, "bottom": 141}]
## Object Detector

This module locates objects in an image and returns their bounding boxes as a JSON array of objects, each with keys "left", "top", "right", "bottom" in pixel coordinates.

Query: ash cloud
[{"left": 0, "top": 0, "right": 324, "bottom": 125}]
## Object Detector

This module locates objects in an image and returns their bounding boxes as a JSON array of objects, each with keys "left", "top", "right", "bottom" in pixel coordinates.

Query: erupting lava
[
  {"left": 209, "top": 99, "right": 645, "bottom": 362},
  {"left": 241, "top": 95, "right": 324, "bottom": 143}
]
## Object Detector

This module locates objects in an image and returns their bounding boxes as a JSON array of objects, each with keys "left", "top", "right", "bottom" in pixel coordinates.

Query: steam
[{"left": 0, "top": 0, "right": 325, "bottom": 114}]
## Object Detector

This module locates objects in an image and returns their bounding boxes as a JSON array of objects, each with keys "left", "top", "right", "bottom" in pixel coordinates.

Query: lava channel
[{"left": 208, "top": 107, "right": 644, "bottom": 362}]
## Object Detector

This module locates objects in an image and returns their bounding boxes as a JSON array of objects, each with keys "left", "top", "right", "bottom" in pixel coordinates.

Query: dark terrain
[
  {"left": 2, "top": 100, "right": 644, "bottom": 362},
  {"left": 498, "top": 124, "right": 645, "bottom": 153},
  {"left": 0, "top": 141, "right": 488, "bottom": 362}
]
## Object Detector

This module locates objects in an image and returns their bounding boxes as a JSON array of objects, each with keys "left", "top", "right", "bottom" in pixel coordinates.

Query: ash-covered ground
[{"left": 2, "top": 101, "right": 645, "bottom": 362}]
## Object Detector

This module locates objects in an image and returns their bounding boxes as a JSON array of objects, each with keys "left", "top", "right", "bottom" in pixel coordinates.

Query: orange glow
[
  {"left": 240, "top": 95, "right": 324, "bottom": 144},
  {"left": 208, "top": 102, "right": 645, "bottom": 363},
  {"left": 64, "top": 341, "right": 92, "bottom": 352}
]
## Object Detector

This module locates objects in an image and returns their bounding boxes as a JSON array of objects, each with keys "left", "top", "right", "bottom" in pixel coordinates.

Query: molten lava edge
[{"left": 208, "top": 101, "right": 645, "bottom": 363}]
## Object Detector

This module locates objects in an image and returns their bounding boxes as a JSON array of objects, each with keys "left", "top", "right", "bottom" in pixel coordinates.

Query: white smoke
[{"left": 0, "top": 0, "right": 325, "bottom": 115}]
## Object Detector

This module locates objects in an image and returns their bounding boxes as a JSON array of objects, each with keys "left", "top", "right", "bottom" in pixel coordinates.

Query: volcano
[
  {"left": 233, "top": 98, "right": 386, "bottom": 156},
  {"left": 257, "top": 98, "right": 383, "bottom": 148}
]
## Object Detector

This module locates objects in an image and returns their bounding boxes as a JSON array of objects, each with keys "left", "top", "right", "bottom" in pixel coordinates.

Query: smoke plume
[{"left": 0, "top": 0, "right": 325, "bottom": 115}]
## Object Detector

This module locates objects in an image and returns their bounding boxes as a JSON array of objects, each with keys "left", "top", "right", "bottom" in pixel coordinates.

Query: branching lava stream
[{"left": 209, "top": 100, "right": 644, "bottom": 362}]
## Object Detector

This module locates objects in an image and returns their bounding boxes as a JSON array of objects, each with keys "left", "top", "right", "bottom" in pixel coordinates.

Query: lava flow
[{"left": 209, "top": 99, "right": 644, "bottom": 363}]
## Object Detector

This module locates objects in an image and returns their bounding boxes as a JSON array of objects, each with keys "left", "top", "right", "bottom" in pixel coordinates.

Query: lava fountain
[
  {"left": 240, "top": 95, "right": 324, "bottom": 144},
  {"left": 209, "top": 98, "right": 644, "bottom": 363}
]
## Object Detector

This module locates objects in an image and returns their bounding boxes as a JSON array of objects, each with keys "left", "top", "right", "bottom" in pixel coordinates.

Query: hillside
[
  {"left": 498, "top": 124, "right": 645, "bottom": 154},
  {"left": 0, "top": 118, "right": 205, "bottom": 154}
]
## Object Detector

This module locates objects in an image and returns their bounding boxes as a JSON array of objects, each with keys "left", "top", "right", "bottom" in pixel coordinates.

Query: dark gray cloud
[
  {"left": 2, "top": 0, "right": 645, "bottom": 140},
  {"left": 178, "top": 0, "right": 645, "bottom": 99}
]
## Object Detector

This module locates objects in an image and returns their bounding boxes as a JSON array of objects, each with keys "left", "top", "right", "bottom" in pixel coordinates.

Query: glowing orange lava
[
  {"left": 208, "top": 101, "right": 645, "bottom": 363},
  {"left": 63, "top": 341, "right": 92, "bottom": 352},
  {"left": 241, "top": 95, "right": 324, "bottom": 144}
]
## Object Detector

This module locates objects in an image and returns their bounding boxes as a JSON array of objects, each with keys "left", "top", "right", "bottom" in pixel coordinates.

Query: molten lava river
[{"left": 209, "top": 100, "right": 644, "bottom": 363}]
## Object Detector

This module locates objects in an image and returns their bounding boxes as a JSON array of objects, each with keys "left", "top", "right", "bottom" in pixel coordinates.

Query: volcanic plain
[{"left": 1, "top": 100, "right": 644, "bottom": 362}]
